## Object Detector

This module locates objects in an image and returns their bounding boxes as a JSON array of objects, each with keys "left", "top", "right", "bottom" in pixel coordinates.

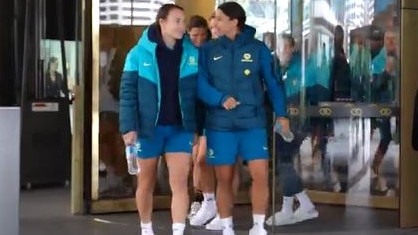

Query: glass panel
[
  {"left": 98, "top": 26, "right": 143, "bottom": 198},
  {"left": 97, "top": 1, "right": 176, "bottom": 200},
  {"left": 299, "top": 0, "right": 399, "bottom": 196},
  {"left": 215, "top": 0, "right": 400, "bottom": 212},
  {"left": 41, "top": 40, "right": 78, "bottom": 97}
]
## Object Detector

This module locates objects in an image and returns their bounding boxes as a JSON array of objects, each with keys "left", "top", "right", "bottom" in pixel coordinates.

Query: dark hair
[
  {"left": 335, "top": 25, "right": 344, "bottom": 36},
  {"left": 47, "top": 57, "right": 59, "bottom": 72},
  {"left": 334, "top": 25, "right": 344, "bottom": 49},
  {"left": 187, "top": 15, "right": 208, "bottom": 31},
  {"left": 155, "top": 4, "right": 184, "bottom": 23},
  {"left": 217, "top": 2, "right": 246, "bottom": 31},
  {"left": 281, "top": 33, "right": 295, "bottom": 47}
]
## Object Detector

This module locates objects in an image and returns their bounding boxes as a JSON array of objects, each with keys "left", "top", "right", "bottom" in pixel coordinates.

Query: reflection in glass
[
  {"left": 99, "top": 0, "right": 174, "bottom": 25},
  {"left": 40, "top": 40, "right": 78, "bottom": 98},
  {"left": 98, "top": 28, "right": 139, "bottom": 198},
  {"left": 45, "top": 57, "right": 64, "bottom": 98},
  {"left": 291, "top": 0, "right": 400, "bottom": 199},
  {"left": 225, "top": 1, "right": 401, "bottom": 215}
]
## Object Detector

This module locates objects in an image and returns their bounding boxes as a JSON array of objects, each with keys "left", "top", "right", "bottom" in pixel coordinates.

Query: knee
[
  {"left": 216, "top": 173, "right": 234, "bottom": 187},
  {"left": 137, "top": 174, "right": 156, "bottom": 190},
  {"left": 251, "top": 168, "right": 268, "bottom": 184},
  {"left": 169, "top": 174, "right": 189, "bottom": 193}
]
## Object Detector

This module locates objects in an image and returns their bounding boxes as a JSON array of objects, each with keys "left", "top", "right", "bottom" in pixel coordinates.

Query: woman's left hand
[{"left": 275, "top": 117, "right": 290, "bottom": 134}]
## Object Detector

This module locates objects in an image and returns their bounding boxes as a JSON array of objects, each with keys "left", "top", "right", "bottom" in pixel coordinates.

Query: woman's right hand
[
  {"left": 122, "top": 131, "right": 137, "bottom": 146},
  {"left": 222, "top": 97, "right": 240, "bottom": 110}
]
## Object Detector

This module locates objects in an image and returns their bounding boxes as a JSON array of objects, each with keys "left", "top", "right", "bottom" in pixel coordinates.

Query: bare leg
[
  {"left": 197, "top": 137, "right": 216, "bottom": 195},
  {"left": 214, "top": 165, "right": 235, "bottom": 218},
  {"left": 232, "top": 162, "right": 241, "bottom": 198},
  {"left": 165, "top": 153, "right": 192, "bottom": 223},
  {"left": 247, "top": 159, "right": 269, "bottom": 215},
  {"left": 136, "top": 157, "right": 159, "bottom": 222}
]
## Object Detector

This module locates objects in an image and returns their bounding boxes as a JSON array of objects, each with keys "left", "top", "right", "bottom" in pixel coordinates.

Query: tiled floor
[{"left": 20, "top": 187, "right": 418, "bottom": 235}]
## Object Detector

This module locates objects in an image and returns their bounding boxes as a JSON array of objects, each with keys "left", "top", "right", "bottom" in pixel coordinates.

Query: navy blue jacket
[
  {"left": 198, "top": 25, "right": 287, "bottom": 131},
  {"left": 119, "top": 25, "right": 200, "bottom": 137}
]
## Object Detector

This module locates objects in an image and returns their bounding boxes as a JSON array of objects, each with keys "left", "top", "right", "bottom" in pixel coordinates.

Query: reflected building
[
  {"left": 99, "top": 0, "right": 174, "bottom": 25},
  {"left": 345, "top": 0, "right": 374, "bottom": 32}
]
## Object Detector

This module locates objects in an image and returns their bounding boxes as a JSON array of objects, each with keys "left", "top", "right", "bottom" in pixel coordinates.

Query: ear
[
  {"left": 232, "top": 18, "right": 239, "bottom": 28},
  {"left": 158, "top": 18, "right": 165, "bottom": 27}
]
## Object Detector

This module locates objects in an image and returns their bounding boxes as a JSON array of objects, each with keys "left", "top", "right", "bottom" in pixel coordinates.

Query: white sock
[
  {"left": 221, "top": 217, "right": 233, "bottom": 230},
  {"left": 203, "top": 193, "right": 216, "bottom": 203},
  {"left": 172, "top": 223, "right": 185, "bottom": 233},
  {"left": 295, "top": 191, "right": 315, "bottom": 211},
  {"left": 252, "top": 214, "right": 265, "bottom": 227},
  {"left": 141, "top": 221, "right": 152, "bottom": 230},
  {"left": 282, "top": 196, "right": 294, "bottom": 213}
]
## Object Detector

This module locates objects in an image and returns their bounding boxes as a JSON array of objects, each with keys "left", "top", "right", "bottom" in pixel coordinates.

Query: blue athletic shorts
[
  {"left": 205, "top": 128, "right": 269, "bottom": 165},
  {"left": 136, "top": 125, "right": 194, "bottom": 158}
]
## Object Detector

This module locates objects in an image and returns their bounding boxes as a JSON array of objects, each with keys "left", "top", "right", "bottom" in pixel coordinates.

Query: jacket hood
[
  {"left": 137, "top": 23, "right": 183, "bottom": 52},
  {"left": 218, "top": 25, "right": 256, "bottom": 47}
]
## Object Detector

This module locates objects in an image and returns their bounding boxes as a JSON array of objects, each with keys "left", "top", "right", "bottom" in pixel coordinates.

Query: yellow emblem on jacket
[{"left": 241, "top": 53, "right": 253, "bottom": 62}]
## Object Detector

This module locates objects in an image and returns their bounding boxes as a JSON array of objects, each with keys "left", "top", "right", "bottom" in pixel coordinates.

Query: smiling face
[
  {"left": 159, "top": 8, "right": 186, "bottom": 40},
  {"left": 214, "top": 9, "right": 238, "bottom": 39},
  {"left": 209, "top": 17, "right": 219, "bottom": 39}
]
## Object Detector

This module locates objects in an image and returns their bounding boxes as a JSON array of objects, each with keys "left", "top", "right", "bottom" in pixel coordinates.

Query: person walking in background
[{"left": 185, "top": 14, "right": 212, "bottom": 220}]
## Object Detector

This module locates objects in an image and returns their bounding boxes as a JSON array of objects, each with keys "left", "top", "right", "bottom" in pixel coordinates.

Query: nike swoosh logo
[
  {"left": 213, "top": 56, "right": 223, "bottom": 61},
  {"left": 143, "top": 62, "right": 151, "bottom": 66}
]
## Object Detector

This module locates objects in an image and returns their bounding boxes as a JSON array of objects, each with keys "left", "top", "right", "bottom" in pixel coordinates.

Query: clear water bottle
[
  {"left": 125, "top": 145, "right": 140, "bottom": 175},
  {"left": 274, "top": 122, "right": 294, "bottom": 142}
]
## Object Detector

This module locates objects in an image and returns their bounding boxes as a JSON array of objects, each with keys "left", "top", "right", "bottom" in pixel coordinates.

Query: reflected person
[
  {"left": 370, "top": 28, "right": 398, "bottom": 194},
  {"left": 45, "top": 57, "right": 64, "bottom": 98},
  {"left": 267, "top": 34, "right": 318, "bottom": 226}
]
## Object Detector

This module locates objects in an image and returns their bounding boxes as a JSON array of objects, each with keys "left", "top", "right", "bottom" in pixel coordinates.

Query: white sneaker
[
  {"left": 188, "top": 201, "right": 201, "bottom": 219},
  {"left": 222, "top": 228, "right": 235, "bottom": 235},
  {"left": 265, "top": 210, "right": 295, "bottom": 226},
  {"left": 205, "top": 215, "right": 222, "bottom": 230},
  {"left": 249, "top": 226, "right": 267, "bottom": 235},
  {"left": 140, "top": 228, "right": 155, "bottom": 235},
  {"left": 189, "top": 201, "right": 217, "bottom": 226},
  {"left": 375, "top": 176, "right": 388, "bottom": 192},
  {"left": 172, "top": 229, "right": 184, "bottom": 235},
  {"left": 293, "top": 207, "right": 319, "bottom": 223}
]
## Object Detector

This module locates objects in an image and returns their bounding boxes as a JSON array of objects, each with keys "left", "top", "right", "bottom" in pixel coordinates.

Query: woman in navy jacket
[{"left": 197, "top": 2, "right": 289, "bottom": 235}]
